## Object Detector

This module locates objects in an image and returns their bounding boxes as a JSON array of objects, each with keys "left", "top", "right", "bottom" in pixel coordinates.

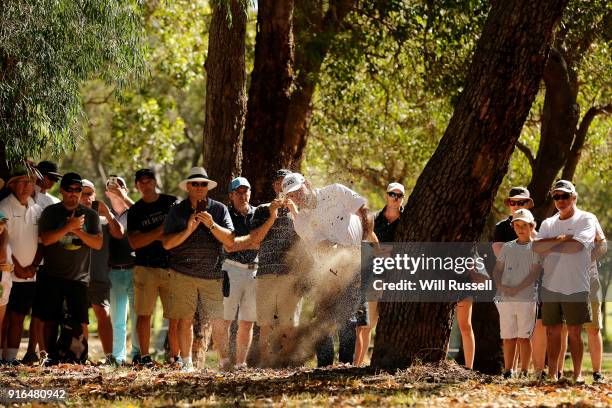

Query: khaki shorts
[
  {"left": 167, "top": 270, "right": 223, "bottom": 320},
  {"left": 583, "top": 301, "right": 602, "bottom": 329},
  {"left": 541, "top": 287, "right": 591, "bottom": 326},
  {"left": 256, "top": 274, "right": 302, "bottom": 327},
  {"left": 133, "top": 266, "right": 171, "bottom": 316}
]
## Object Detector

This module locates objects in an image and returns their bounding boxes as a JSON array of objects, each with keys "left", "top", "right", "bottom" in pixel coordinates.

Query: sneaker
[
  {"left": 573, "top": 376, "right": 585, "bottom": 385},
  {"left": 103, "top": 354, "right": 118, "bottom": 366},
  {"left": 21, "top": 351, "right": 40, "bottom": 366},
  {"left": 6, "top": 359, "right": 23, "bottom": 366},
  {"left": 234, "top": 362, "right": 248, "bottom": 371},
  {"left": 136, "top": 354, "right": 156, "bottom": 368},
  {"left": 131, "top": 353, "right": 142, "bottom": 365},
  {"left": 180, "top": 362, "right": 195, "bottom": 373},
  {"left": 593, "top": 372, "right": 605, "bottom": 383},
  {"left": 535, "top": 371, "right": 547, "bottom": 381},
  {"left": 167, "top": 356, "right": 183, "bottom": 369},
  {"left": 502, "top": 370, "right": 513, "bottom": 379},
  {"left": 519, "top": 370, "right": 529, "bottom": 378},
  {"left": 39, "top": 352, "right": 57, "bottom": 367}
]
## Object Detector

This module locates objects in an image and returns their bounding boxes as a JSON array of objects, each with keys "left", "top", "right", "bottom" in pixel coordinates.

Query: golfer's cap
[{"left": 281, "top": 173, "right": 306, "bottom": 194}]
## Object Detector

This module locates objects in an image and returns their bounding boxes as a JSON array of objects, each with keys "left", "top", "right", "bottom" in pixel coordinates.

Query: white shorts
[
  {"left": 496, "top": 301, "right": 536, "bottom": 339},
  {"left": 1, "top": 271, "right": 13, "bottom": 307},
  {"left": 222, "top": 261, "right": 257, "bottom": 322}
]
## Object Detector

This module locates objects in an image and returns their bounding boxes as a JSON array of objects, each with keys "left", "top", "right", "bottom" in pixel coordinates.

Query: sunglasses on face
[
  {"left": 508, "top": 199, "right": 529, "bottom": 206},
  {"left": 189, "top": 182, "right": 208, "bottom": 188},
  {"left": 552, "top": 193, "right": 571, "bottom": 201},
  {"left": 64, "top": 187, "right": 82, "bottom": 193},
  {"left": 387, "top": 191, "right": 404, "bottom": 199}
]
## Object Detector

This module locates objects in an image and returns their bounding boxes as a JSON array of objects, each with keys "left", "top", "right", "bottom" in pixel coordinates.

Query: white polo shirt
[
  {"left": 293, "top": 183, "right": 366, "bottom": 250},
  {"left": 0, "top": 194, "right": 43, "bottom": 282},
  {"left": 537, "top": 208, "right": 596, "bottom": 295},
  {"left": 33, "top": 185, "right": 60, "bottom": 209}
]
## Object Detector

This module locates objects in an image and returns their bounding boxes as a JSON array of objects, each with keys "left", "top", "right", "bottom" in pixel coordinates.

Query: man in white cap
[
  {"left": 354, "top": 181, "right": 405, "bottom": 366},
  {"left": 533, "top": 180, "right": 597, "bottom": 383},
  {"left": 162, "top": 167, "right": 235, "bottom": 371},
  {"left": 79, "top": 179, "right": 124, "bottom": 363},
  {"left": 282, "top": 173, "right": 378, "bottom": 367},
  {"left": 0, "top": 166, "right": 43, "bottom": 365},
  {"left": 127, "top": 168, "right": 179, "bottom": 366}
]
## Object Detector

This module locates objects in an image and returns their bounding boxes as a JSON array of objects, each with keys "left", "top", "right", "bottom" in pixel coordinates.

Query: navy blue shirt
[
  {"left": 225, "top": 205, "right": 258, "bottom": 265},
  {"left": 163, "top": 197, "right": 234, "bottom": 279}
]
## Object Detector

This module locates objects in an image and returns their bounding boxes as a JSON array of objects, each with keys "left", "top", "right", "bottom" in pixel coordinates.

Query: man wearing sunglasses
[
  {"left": 162, "top": 167, "right": 235, "bottom": 372},
  {"left": 34, "top": 172, "right": 102, "bottom": 364},
  {"left": 533, "top": 180, "right": 597, "bottom": 383},
  {"left": 33, "top": 161, "right": 62, "bottom": 209},
  {"left": 127, "top": 168, "right": 179, "bottom": 367}
]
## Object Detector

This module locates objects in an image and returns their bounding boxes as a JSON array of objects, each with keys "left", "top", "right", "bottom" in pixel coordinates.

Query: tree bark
[
  {"left": 241, "top": 0, "right": 295, "bottom": 203},
  {"left": 371, "top": 0, "right": 567, "bottom": 371},
  {"left": 203, "top": 0, "right": 247, "bottom": 202},
  {"left": 242, "top": 0, "right": 355, "bottom": 204},
  {"left": 527, "top": 48, "right": 579, "bottom": 222}
]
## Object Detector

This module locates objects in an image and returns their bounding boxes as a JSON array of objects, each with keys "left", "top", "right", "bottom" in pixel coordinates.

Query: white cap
[
  {"left": 511, "top": 209, "right": 536, "bottom": 226},
  {"left": 82, "top": 179, "right": 95, "bottom": 191},
  {"left": 386, "top": 182, "right": 405, "bottom": 194},
  {"left": 281, "top": 173, "right": 306, "bottom": 194}
]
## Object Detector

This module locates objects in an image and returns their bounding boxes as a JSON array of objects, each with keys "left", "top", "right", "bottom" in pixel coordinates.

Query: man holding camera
[
  {"left": 34, "top": 173, "right": 102, "bottom": 363},
  {"left": 162, "top": 167, "right": 235, "bottom": 371}
]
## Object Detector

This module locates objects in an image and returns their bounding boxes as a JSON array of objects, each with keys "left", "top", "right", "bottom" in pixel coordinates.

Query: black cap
[
  {"left": 135, "top": 168, "right": 155, "bottom": 183},
  {"left": 37, "top": 161, "right": 62, "bottom": 180},
  {"left": 60, "top": 172, "right": 83, "bottom": 189},
  {"left": 274, "top": 169, "right": 292, "bottom": 180}
]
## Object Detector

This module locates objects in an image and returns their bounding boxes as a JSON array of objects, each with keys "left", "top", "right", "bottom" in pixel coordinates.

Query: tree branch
[
  {"left": 515, "top": 140, "right": 535, "bottom": 170},
  {"left": 561, "top": 103, "right": 611, "bottom": 180}
]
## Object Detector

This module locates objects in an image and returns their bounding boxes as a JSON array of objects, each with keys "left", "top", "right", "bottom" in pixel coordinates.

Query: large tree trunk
[
  {"left": 241, "top": 0, "right": 295, "bottom": 203},
  {"left": 203, "top": 0, "right": 247, "bottom": 202},
  {"left": 527, "top": 48, "right": 579, "bottom": 221},
  {"left": 242, "top": 0, "right": 355, "bottom": 204},
  {"left": 371, "top": 0, "right": 567, "bottom": 371}
]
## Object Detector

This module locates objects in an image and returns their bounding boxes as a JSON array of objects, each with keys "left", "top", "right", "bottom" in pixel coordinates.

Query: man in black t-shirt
[
  {"left": 34, "top": 172, "right": 102, "bottom": 361},
  {"left": 127, "top": 168, "right": 178, "bottom": 366}
]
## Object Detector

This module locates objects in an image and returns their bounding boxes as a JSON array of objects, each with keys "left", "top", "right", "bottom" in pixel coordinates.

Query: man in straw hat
[{"left": 162, "top": 167, "right": 235, "bottom": 372}]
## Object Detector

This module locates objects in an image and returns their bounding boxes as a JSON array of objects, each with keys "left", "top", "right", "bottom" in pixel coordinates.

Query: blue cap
[
  {"left": 229, "top": 177, "right": 251, "bottom": 192},
  {"left": 0, "top": 210, "right": 7, "bottom": 222}
]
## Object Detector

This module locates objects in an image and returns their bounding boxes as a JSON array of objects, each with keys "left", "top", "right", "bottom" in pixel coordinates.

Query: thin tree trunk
[
  {"left": 527, "top": 48, "right": 579, "bottom": 221},
  {"left": 371, "top": 0, "right": 567, "bottom": 371},
  {"left": 203, "top": 0, "right": 247, "bottom": 202}
]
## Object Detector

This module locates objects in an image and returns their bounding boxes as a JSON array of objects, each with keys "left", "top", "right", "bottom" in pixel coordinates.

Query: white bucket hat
[{"left": 179, "top": 167, "right": 217, "bottom": 192}]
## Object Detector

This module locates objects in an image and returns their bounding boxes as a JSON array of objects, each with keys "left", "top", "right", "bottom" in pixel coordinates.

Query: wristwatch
[{"left": 209, "top": 223, "right": 216, "bottom": 231}]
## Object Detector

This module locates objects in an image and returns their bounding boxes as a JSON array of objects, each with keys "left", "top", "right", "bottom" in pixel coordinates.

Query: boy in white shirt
[{"left": 493, "top": 209, "right": 541, "bottom": 378}]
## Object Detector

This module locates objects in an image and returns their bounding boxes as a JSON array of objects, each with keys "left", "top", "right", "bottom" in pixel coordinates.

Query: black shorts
[
  {"left": 7, "top": 281, "right": 36, "bottom": 315},
  {"left": 32, "top": 275, "right": 89, "bottom": 324},
  {"left": 88, "top": 281, "right": 111, "bottom": 308}
]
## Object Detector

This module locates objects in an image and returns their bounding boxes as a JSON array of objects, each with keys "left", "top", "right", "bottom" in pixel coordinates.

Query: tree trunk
[
  {"left": 527, "top": 48, "right": 579, "bottom": 222},
  {"left": 241, "top": 0, "right": 295, "bottom": 204},
  {"left": 371, "top": 0, "right": 567, "bottom": 371},
  {"left": 203, "top": 0, "right": 247, "bottom": 202},
  {"left": 242, "top": 0, "right": 355, "bottom": 204}
]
